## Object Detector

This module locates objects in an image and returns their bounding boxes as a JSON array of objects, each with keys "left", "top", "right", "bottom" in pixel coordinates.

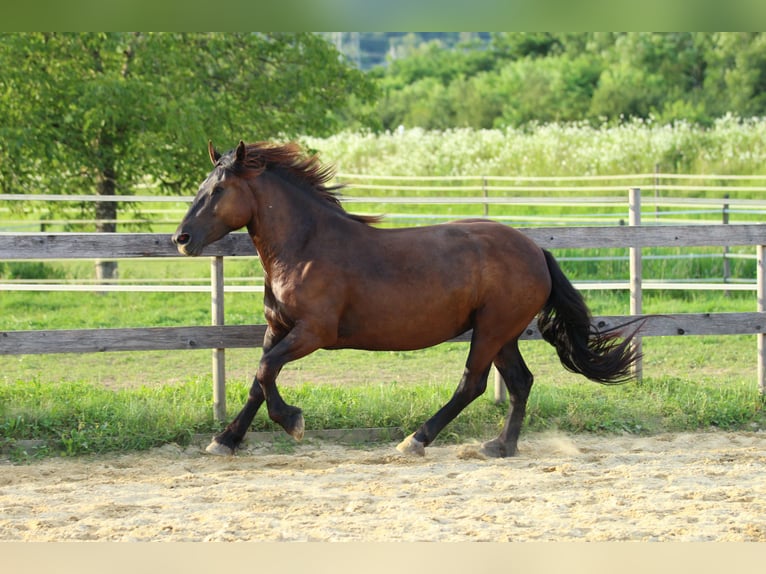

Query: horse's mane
[{"left": 222, "top": 141, "right": 381, "bottom": 226}]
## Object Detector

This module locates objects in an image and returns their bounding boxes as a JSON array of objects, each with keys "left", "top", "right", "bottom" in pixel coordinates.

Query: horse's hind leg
[
  {"left": 397, "top": 330, "right": 497, "bottom": 456},
  {"left": 397, "top": 363, "right": 492, "bottom": 456},
  {"left": 481, "top": 339, "right": 534, "bottom": 458}
]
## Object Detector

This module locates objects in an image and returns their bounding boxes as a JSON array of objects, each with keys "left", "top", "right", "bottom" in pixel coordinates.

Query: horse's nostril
[{"left": 175, "top": 233, "right": 191, "bottom": 246}]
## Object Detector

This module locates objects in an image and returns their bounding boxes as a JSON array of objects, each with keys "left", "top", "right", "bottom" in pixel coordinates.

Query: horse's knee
[{"left": 455, "top": 367, "right": 490, "bottom": 401}]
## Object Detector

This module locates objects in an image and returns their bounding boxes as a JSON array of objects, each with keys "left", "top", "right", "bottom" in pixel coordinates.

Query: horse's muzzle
[
  {"left": 171, "top": 231, "right": 196, "bottom": 256},
  {"left": 173, "top": 232, "right": 191, "bottom": 246}
]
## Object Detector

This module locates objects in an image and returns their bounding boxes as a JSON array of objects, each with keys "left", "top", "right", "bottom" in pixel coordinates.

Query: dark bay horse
[{"left": 172, "top": 140, "right": 639, "bottom": 458}]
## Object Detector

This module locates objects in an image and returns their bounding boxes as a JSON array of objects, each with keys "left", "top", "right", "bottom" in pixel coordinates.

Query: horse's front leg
[
  {"left": 206, "top": 380, "right": 265, "bottom": 456},
  {"left": 206, "top": 327, "right": 285, "bottom": 456},
  {"left": 208, "top": 322, "right": 328, "bottom": 455},
  {"left": 256, "top": 324, "right": 327, "bottom": 441}
]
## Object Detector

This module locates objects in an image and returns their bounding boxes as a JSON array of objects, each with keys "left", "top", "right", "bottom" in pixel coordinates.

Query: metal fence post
[
  {"left": 629, "top": 188, "right": 643, "bottom": 382},
  {"left": 211, "top": 256, "right": 226, "bottom": 421}
]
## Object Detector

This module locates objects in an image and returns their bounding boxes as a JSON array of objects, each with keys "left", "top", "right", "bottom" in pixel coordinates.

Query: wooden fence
[{"left": 2, "top": 198, "right": 766, "bottom": 420}]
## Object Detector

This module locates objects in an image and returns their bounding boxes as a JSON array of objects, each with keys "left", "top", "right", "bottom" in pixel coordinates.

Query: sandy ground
[{"left": 0, "top": 431, "right": 764, "bottom": 542}]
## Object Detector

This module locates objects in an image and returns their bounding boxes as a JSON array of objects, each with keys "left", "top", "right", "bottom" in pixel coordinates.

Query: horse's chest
[{"left": 263, "top": 279, "right": 297, "bottom": 326}]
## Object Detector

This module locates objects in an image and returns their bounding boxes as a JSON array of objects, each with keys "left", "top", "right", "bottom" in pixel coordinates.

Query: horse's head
[{"left": 172, "top": 140, "right": 255, "bottom": 256}]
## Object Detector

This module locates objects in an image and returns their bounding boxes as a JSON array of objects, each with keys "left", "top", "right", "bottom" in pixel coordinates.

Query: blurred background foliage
[
  {"left": 2, "top": 31, "right": 766, "bottom": 203},
  {"left": 342, "top": 32, "right": 766, "bottom": 130}
]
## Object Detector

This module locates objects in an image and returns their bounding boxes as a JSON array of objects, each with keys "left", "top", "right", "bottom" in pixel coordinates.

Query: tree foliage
[
  {"left": 0, "top": 32, "right": 376, "bottom": 202},
  {"left": 0, "top": 32, "right": 375, "bottom": 278},
  {"left": 366, "top": 32, "right": 766, "bottom": 131}
]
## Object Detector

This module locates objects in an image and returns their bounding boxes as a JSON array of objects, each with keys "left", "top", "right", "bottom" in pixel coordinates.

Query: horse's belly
[
  {"left": 330, "top": 327, "right": 467, "bottom": 351},
  {"left": 330, "top": 300, "right": 472, "bottom": 351}
]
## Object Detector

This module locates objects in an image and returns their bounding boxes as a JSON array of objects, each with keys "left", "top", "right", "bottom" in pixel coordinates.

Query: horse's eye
[{"left": 211, "top": 186, "right": 224, "bottom": 196}]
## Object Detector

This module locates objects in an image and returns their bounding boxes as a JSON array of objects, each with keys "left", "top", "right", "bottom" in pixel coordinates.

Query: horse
[{"left": 172, "top": 140, "right": 640, "bottom": 458}]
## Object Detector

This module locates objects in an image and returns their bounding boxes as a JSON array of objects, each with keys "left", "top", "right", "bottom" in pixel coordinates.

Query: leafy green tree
[
  {"left": 362, "top": 32, "right": 766, "bottom": 131},
  {"left": 704, "top": 32, "right": 766, "bottom": 118},
  {"left": 448, "top": 73, "right": 505, "bottom": 129},
  {"left": 488, "top": 32, "right": 565, "bottom": 60},
  {"left": 494, "top": 54, "right": 602, "bottom": 127},
  {"left": 0, "top": 32, "right": 376, "bottom": 278},
  {"left": 588, "top": 33, "right": 712, "bottom": 124}
]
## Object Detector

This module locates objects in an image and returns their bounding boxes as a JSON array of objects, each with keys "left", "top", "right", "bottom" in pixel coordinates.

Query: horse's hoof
[
  {"left": 289, "top": 412, "right": 305, "bottom": 441},
  {"left": 396, "top": 433, "right": 425, "bottom": 457},
  {"left": 205, "top": 440, "right": 234, "bottom": 456},
  {"left": 479, "top": 438, "right": 516, "bottom": 458}
]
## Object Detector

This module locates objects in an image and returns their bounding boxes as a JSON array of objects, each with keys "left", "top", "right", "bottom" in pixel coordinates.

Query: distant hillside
[{"left": 320, "top": 32, "right": 491, "bottom": 70}]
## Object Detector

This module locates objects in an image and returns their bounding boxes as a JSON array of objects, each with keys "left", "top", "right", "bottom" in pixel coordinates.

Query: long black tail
[{"left": 537, "top": 249, "right": 641, "bottom": 384}]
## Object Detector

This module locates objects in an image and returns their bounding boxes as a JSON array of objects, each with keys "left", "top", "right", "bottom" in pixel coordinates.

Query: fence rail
[
  {"left": 1, "top": 223, "right": 763, "bottom": 259},
  {"left": 3, "top": 313, "right": 763, "bottom": 355},
  {"left": 4, "top": 171, "right": 766, "bottom": 227}
]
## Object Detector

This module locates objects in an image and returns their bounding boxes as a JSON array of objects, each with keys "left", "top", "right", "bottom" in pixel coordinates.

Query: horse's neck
[{"left": 248, "top": 174, "right": 342, "bottom": 273}]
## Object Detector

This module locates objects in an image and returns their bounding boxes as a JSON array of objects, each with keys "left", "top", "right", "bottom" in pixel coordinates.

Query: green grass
[
  {"left": 2, "top": 333, "right": 764, "bottom": 460},
  {"left": 3, "top": 121, "right": 766, "bottom": 458},
  {"left": 2, "top": 355, "right": 763, "bottom": 461},
  {"left": 1, "top": 256, "right": 764, "bottom": 459}
]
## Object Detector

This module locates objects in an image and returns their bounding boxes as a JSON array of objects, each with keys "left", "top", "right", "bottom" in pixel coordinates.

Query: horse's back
[{"left": 443, "top": 218, "right": 551, "bottom": 305}]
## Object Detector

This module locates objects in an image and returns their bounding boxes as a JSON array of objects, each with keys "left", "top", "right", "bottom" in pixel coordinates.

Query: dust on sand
[{"left": 1, "top": 431, "right": 764, "bottom": 542}]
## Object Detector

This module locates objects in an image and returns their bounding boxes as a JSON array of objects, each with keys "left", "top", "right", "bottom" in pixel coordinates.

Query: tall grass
[{"left": 305, "top": 116, "right": 766, "bottom": 177}]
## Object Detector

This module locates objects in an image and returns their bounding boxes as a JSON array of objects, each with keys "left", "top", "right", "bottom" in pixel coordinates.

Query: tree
[
  {"left": 588, "top": 33, "right": 713, "bottom": 124},
  {"left": 704, "top": 32, "right": 766, "bottom": 118},
  {"left": 361, "top": 32, "right": 766, "bottom": 131},
  {"left": 493, "top": 54, "right": 602, "bottom": 127},
  {"left": 489, "top": 32, "right": 565, "bottom": 60},
  {"left": 0, "top": 33, "right": 376, "bottom": 279}
]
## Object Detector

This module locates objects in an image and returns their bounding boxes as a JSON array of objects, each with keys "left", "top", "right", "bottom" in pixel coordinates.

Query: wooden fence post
[
  {"left": 489, "top": 172, "right": 506, "bottom": 403},
  {"left": 493, "top": 368, "right": 506, "bottom": 404},
  {"left": 211, "top": 256, "right": 226, "bottom": 421},
  {"left": 758, "top": 245, "right": 765, "bottom": 395},
  {"left": 629, "top": 188, "right": 643, "bottom": 382},
  {"left": 723, "top": 195, "right": 731, "bottom": 296}
]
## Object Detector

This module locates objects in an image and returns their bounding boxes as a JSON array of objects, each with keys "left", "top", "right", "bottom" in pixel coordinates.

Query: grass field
[
  {"left": 1, "top": 227, "right": 764, "bottom": 460},
  {"left": 2, "top": 122, "right": 766, "bottom": 458},
  {"left": 1, "top": 282, "right": 764, "bottom": 459}
]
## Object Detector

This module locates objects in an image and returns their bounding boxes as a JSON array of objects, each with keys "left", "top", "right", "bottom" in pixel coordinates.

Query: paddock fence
[
  {"left": 2, "top": 188, "right": 765, "bottom": 420},
  {"left": 3, "top": 172, "right": 765, "bottom": 294}
]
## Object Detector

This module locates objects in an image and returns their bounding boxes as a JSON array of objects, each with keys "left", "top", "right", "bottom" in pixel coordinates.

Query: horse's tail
[{"left": 537, "top": 249, "right": 641, "bottom": 384}]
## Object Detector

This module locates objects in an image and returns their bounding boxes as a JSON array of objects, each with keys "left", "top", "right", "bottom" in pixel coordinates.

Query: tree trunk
[{"left": 95, "top": 167, "right": 118, "bottom": 282}]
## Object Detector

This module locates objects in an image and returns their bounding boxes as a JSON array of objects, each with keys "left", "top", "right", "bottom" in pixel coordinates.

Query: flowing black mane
[{"left": 220, "top": 141, "right": 380, "bottom": 225}]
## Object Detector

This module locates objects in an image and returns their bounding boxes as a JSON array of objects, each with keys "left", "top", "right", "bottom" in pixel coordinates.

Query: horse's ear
[
  {"left": 208, "top": 140, "right": 221, "bottom": 165},
  {"left": 235, "top": 140, "right": 246, "bottom": 164}
]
